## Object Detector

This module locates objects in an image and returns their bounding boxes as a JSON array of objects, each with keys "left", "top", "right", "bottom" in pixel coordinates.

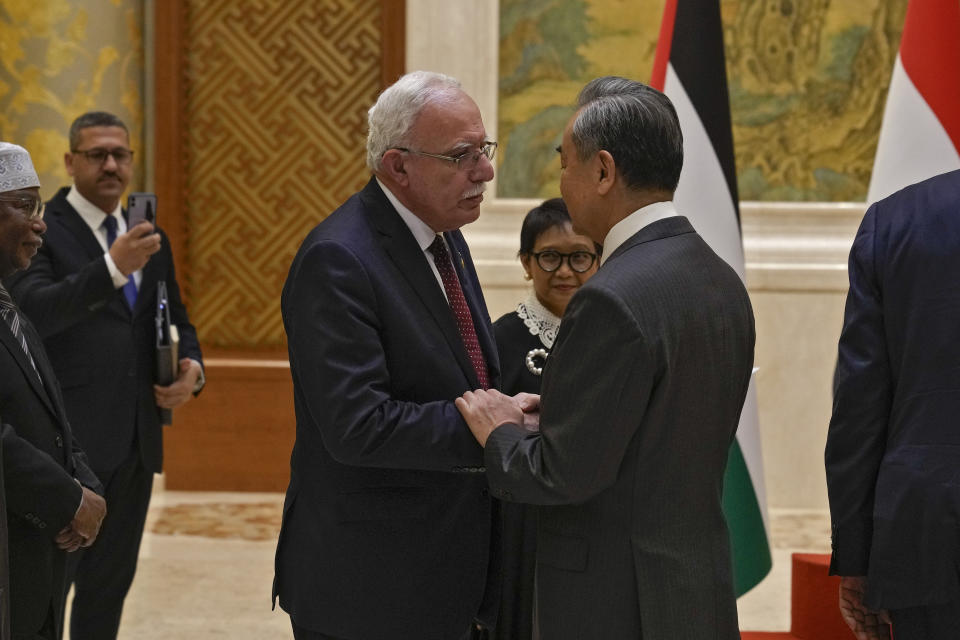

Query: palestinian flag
[
  {"left": 652, "top": 0, "right": 772, "bottom": 596},
  {"left": 867, "top": 0, "right": 960, "bottom": 203}
]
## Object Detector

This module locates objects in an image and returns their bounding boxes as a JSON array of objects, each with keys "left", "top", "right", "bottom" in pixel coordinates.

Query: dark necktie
[
  {"left": 429, "top": 235, "right": 490, "bottom": 389},
  {"left": 103, "top": 215, "right": 138, "bottom": 309},
  {"left": 0, "top": 284, "right": 36, "bottom": 372}
]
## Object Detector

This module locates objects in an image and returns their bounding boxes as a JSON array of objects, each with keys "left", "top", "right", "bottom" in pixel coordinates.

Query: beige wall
[{"left": 407, "top": 0, "right": 863, "bottom": 511}]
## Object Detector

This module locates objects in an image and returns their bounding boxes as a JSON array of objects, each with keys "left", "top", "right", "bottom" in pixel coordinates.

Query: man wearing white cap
[{"left": 0, "top": 141, "right": 105, "bottom": 640}]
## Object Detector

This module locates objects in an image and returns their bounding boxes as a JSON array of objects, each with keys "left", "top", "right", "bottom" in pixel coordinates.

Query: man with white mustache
[{"left": 273, "top": 71, "right": 502, "bottom": 640}]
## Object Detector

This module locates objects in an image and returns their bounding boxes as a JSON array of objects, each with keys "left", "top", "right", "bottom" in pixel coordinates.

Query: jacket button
[
  {"left": 55, "top": 435, "right": 63, "bottom": 448},
  {"left": 480, "top": 488, "right": 489, "bottom": 498}
]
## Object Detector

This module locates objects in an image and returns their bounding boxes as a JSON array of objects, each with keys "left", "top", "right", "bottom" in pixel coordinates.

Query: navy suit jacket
[
  {"left": 273, "top": 178, "right": 501, "bottom": 639},
  {"left": 485, "top": 217, "right": 753, "bottom": 639},
  {"left": 827, "top": 169, "right": 960, "bottom": 609},
  {"left": 0, "top": 304, "right": 101, "bottom": 637},
  {"left": 6, "top": 187, "right": 202, "bottom": 474}
]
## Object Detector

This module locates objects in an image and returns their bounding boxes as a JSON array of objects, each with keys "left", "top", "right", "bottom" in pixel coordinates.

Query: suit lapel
[
  {"left": 48, "top": 189, "right": 133, "bottom": 318},
  {"left": 0, "top": 322, "right": 58, "bottom": 420},
  {"left": 48, "top": 189, "right": 108, "bottom": 262},
  {"left": 360, "top": 180, "right": 483, "bottom": 387}
]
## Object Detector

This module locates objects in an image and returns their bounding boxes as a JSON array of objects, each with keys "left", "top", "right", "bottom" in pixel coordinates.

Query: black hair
[
  {"left": 518, "top": 198, "right": 572, "bottom": 257},
  {"left": 69, "top": 111, "right": 129, "bottom": 150}
]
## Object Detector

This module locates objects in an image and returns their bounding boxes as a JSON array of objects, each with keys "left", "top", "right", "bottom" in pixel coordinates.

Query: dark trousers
[
  {"left": 12, "top": 604, "right": 55, "bottom": 640},
  {"left": 290, "top": 618, "right": 486, "bottom": 640},
  {"left": 63, "top": 451, "right": 153, "bottom": 640},
  {"left": 890, "top": 600, "right": 960, "bottom": 640}
]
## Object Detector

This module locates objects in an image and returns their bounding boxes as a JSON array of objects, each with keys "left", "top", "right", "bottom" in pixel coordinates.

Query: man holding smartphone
[{"left": 5, "top": 111, "right": 204, "bottom": 640}]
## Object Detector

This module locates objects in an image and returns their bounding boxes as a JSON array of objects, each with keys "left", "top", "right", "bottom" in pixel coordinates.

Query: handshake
[
  {"left": 456, "top": 390, "right": 541, "bottom": 447},
  {"left": 56, "top": 486, "right": 107, "bottom": 553}
]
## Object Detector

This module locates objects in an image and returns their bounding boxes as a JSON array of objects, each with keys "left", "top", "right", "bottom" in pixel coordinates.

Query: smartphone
[{"left": 127, "top": 192, "right": 157, "bottom": 228}]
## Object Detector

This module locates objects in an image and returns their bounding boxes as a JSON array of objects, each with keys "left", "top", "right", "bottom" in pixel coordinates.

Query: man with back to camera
[
  {"left": 456, "top": 77, "right": 755, "bottom": 639},
  {"left": 826, "top": 169, "right": 960, "bottom": 640},
  {"left": 5, "top": 112, "right": 203, "bottom": 640},
  {"left": 272, "top": 70, "right": 502, "bottom": 639},
  {"left": 0, "top": 141, "right": 105, "bottom": 640}
]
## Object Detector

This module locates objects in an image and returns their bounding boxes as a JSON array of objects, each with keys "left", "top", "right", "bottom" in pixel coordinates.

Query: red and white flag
[
  {"left": 652, "top": 0, "right": 771, "bottom": 597},
  {"left": 868, "top": 0, "right": 960, "bottom": 203}
]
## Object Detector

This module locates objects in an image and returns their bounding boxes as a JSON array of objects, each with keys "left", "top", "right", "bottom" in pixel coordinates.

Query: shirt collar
[
  {"left": 600, "top": 200, "right": 677, "bottom": 266},
  {"left": 66, "top": 184, "right": 123, "bottom": 232},
  {"left": 375, "top": 177, "right": 439, "bottom": 252}
]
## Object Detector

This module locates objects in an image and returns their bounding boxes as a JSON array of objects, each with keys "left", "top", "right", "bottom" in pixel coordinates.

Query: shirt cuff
[
  {"left": 73, "top": 479, "right": 84, "bottom": 519},
  {"left": 104, "top": 252, "right": 130, "bottom": 288},
  {"left": 191, "top": 359, "right": 206, "bottom": 393}
]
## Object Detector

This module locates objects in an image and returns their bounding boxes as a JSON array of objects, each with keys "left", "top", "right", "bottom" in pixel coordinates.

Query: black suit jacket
[
  {"left": 0, "top": 305, "right": 101, "bottom": 637},
  {"left": 826, "top": 169, "right": 960, "bottom": 610},
  {"left": 485, "top": 217, "right": 754, "bottom": 639},
  {"left": 6, "top": 187, "right": 202, "bottom": 474},
  {"left": 273, "top": 178, "right": 501, "bottom": 639},
  {"left": 0, "top": 421, "right": 8, "bottom": 640}
]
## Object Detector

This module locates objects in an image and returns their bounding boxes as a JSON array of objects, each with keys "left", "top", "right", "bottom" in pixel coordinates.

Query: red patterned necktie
[{"left": 428, "top": 235, "right": 490, "bottom": 389}]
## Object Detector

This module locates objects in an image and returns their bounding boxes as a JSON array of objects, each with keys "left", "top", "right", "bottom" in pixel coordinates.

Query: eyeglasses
[
  {"left": 531, "top": 250, "right": 597, "bottom": 273},
  {"left": 395, "top": 141, "right": 497, "bottom": 171},
  {"left": 71, "top": 147, "right": 135, "bottom": 166},
  {"left": 0, "top": 195, "right": 44, "bottom": 220}
]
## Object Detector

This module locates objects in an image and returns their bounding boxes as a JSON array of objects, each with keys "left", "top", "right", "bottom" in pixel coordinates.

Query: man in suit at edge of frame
[
  {"left": 0, "top": 141, "right": 105, "bottom": 640},
  {"left": 826, "top": 169, "right": 960, "bottom": 640}
]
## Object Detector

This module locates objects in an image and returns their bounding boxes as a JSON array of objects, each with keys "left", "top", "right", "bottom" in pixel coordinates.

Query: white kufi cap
[{"left": 0, "top": 142, "right": 41, "bottom": 193}]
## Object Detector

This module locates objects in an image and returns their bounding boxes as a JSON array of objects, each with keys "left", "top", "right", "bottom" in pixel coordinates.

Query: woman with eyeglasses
[{"left": 490, "top": 198, "right": 599, "bottom": 640}]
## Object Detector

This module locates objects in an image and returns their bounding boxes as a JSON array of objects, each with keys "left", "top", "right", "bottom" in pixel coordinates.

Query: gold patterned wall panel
[
  {"left": 0, "top": 0, "right": 144, "bottom": 200},
  {"left": 499, "top": 0, "right": 908, "bottom": 202},
  {"left": 183, "top": 0, "right": 383, "bottom": 349}
]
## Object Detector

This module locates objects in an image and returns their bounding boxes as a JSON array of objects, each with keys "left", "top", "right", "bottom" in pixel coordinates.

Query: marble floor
[{"left": 90, "top": 487, "right": 831, "bottom": 639}]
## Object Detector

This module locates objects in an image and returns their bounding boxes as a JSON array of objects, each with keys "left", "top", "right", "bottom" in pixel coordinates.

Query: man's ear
[
  {"left": 596, "top": 150, "right": 615, "bottom": 196},
  {"left": 64, "top": 152, "right": 75, "bottom": 178},
  {"left": 379, "top": 149, "right": 409, "bottom": 187}
]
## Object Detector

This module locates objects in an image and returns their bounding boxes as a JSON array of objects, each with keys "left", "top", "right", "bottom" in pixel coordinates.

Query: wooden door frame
[{"left": 152, "top": 1, "right": 406, "bottom": 308}]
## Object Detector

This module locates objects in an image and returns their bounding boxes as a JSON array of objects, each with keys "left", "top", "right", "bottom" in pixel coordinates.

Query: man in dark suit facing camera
[
  {"left": 273, "top": 70, "right": 501, "bottom": 640},
  {"left": 0, "top": 141, "right": 105, "bottom": 640},
  {"left": 457, "top": 77, "right": 755, "bottom": 639},
  {"left": 6, "top": 113, "right": 203, "bottom": 640}
]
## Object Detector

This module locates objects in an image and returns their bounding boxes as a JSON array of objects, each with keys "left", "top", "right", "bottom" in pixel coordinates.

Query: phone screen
[{"left": 127, "top": 192, "right": 157, "bottom": 228}]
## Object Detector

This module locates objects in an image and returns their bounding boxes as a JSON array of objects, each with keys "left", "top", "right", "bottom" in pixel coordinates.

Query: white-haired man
[{"left": 272, "top": 71, "right": 501, "bottom": 639}]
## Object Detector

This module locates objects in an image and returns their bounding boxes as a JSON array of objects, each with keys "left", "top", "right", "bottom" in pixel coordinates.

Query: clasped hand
[
  {"left": 56, "top": 486, "right": 107, "bottom": 552},
  {"left": 455, "top": 390, "right": 540, "bottom": 447},
  {"left": 154, "top": 358, "right": 202, "bottom": 409}
]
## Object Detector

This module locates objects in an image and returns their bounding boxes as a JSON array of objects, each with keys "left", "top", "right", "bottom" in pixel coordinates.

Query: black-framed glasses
[
  {"left": 0, "top": 195, "right": 44, "bottom": 220},
  {"left": 395, "top": 141, "right": 497, "bottom": 171},
  {"left": 71, "top": 147, "right": 135, "bottom": 166},
  {"left": 531, "top": 250, "right": 597, "bottom": 273}
]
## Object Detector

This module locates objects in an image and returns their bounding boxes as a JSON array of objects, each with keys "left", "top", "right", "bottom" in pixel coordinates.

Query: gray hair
[
  {"left": 366, "top": 71, "right": 463, "bottom": 172},
  {"left": 69, "top": 111, "right": 129, "bottom": 150},
  {"left": 572, "top": 77, "right": 683, "bottom": 193}
]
